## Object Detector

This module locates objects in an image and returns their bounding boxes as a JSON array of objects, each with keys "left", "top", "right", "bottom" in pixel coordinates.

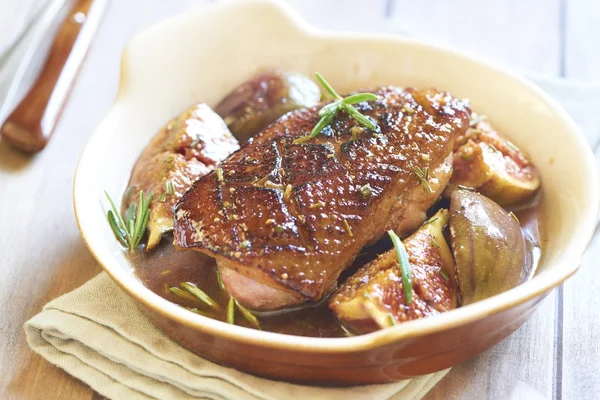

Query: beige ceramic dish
[{"left": 73, "top": 0, "right": 599, "bottom": 384}]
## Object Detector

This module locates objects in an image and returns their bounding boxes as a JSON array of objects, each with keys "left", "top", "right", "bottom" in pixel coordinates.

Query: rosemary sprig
[
  {"left": 105, "top": 190, "right": 153, "bottom": 251},
  {"left": 216, "top": 267, "right": 224, "bottom": 290},
  {"left": 180, "top": 282, "right": 220, "bottom": 311},
  {"left": 227, "top": 297, "right": 235, "bottom": 324},
  {"left": 412, "top": 166, "right": 433, "bottom": 195},
  {"left": 165, "top": 179, "right": 175, "bottom": 195},
  {"left": 169, "top": 287, "right": 200, "bottom": 303},
  {"left": 439, "top": 268, "right": 450, "bottom": 281},
  {"left": 359, "top": 183, "right": 372, "bottom": 198},
  {"left": 388, "top": 229, "right": 413, "bottom": 304},
  {"left": 295, "top": 73, "right": 379, "bottom": 142},
  {"left": 235, "top": 300, "right": 262, "bottom": 329}
]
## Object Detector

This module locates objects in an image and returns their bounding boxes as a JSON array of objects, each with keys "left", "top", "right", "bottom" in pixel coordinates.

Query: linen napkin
[{"left": 25, "top": 273, "right": 449, "bottom": 400}]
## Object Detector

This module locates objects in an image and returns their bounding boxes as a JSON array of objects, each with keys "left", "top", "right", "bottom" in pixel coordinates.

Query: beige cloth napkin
[{"left": 25, "top": 273, "right": 449, "bottom": 400}]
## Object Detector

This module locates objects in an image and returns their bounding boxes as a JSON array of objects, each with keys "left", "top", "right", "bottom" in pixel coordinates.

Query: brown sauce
[{"left": 131, "top": 198, "right": 544, "bottom": 338}]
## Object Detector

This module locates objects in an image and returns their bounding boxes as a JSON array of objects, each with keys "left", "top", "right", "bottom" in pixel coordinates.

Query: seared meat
[
  {"left": 125, "top": 103, "right": 239, "bottom": 250},
  {"left": 173, "top": 87, "right": 470, "bottom": 310},
  {"left": 329, "top": 209, "right": 457, "bottom": 334},
  {"left": 214, "top": 69, "right": 321, "bottom": 142},
  {"left": 444, "top": 115, "right": 540, "bottom": 205}
]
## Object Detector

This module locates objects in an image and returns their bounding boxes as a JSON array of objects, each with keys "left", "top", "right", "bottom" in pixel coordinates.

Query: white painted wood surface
[{"left": 1, "top": 0, "right": 598, "bottom": 398}]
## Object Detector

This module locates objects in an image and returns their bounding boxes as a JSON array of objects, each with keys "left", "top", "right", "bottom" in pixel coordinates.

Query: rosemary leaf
[
  {"left": 180, "top": 282, "right": 220, "bottom": 310},
  {"left": 388, "top": 229, "right": 413, "bottom": 304},
  {"left": 235, "top": 300, "right": 261, "bottom": 329},
  {"left": 309, "top": 111, "right": 335, "bottom": 138},
  {"left": 315, "top": 72, "right": 342, "bottom": 100},
  {"left": 359, "top": 183, "right": 372, "bottom": 198},
  {"left": 439, "top": 268, "right": 450, "bottom": 281},
  {"left": 165, "top": 180, "right": 175, "bottom": 195},
  {"left": 125, "top": 203, "right": 136, "bottom": 224},
  {"left": 412, "top": 166, "right": 433, "bottom": 195},
  {"left": 342, "top": 103, "right": 376, "bottom": 130},
  {"left": 342, "top": 93, "right": 378, "bottom": 105},
  {"left": 343, "top": 219, "right": 353, "bottom": 237},
  {"left": 107, "top": 211, "right": 128, "bottom": 247},
  {"left": 227, "top": 297, "right": 235, "bottom": 324},
  {"left": 318, "top": 101, "right": 341, "bottom": 117},
  {"left": 388, "top": 314, "right": 396, "bottom": 326},
  {"left": 136, "top": 208, "right": 151, "bottom": 247},
  {"left": 104, "top": 191, "right": 127, "bottom": 232},
  {"left": 216, "top": 268, "right": 224, "bottom": 290},
  {"left": 169, "top": 287, "right": 199, "bottom": 303},
  {"left": 127, "top": 219, "right": 135, "bottom": 242},
  {"left": 131, "top": 191, "right": 146, "bottom": 244}
]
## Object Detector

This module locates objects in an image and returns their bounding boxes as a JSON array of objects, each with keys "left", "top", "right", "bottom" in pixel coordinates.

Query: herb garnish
[
  {"left": 309, "top": 201, "right": 325, "bottom": 209},
  {"left": 216, "top": 267, "right": 224, "bottom": 290},
  {"left": 169, "top": 287, "right": 200, "bottom": 302},
  {"left": 235, "top": 300, "right": 261, "bottom": 329},
  {"left": 412, "top": 166, "right": 433, "bottom": 195},
  {"left": 227, "top": 297, "right": 235, "bottom": 324},
  {"left": 343, "top": 219, "right": 354, "bottom": 237},
  {"left": 105, "top": 190, "right": 153, "bottom": 251},
  {"left": 294, "top": 73, "right": 379, "bottom": 143},
  {"left": 388, "top": 229, "right": 413, "bottom": 303},
  {"left": 439, "top": 268, "right": 450, "bottom": 281},
  {"left": 165, "top": 179, "right": 175, "bottom": 195},
  {"left": 179, "top": 282, "right": 220, "bottom": 310},
  {"left": 359, "top": 183, "right": 373, "bottom": 198},
  {"left": 215, "top": 168, "right": 224, "bottom": 182}
]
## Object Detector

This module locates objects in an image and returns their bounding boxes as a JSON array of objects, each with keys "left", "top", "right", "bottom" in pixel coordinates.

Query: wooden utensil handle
[{"left": 1, "top": 0, "right": 106, "bottom": 153}]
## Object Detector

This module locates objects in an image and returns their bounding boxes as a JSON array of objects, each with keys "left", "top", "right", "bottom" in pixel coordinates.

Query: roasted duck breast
[{"left": 173, "top": 87, "right": 471, "bottom": 310}]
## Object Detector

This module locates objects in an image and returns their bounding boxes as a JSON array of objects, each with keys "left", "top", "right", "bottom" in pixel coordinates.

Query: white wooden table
[{"left": 1, "top": 1, "right": 599, "bottom": 399}]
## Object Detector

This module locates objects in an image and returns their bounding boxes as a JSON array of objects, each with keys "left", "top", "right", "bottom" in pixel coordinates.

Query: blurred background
[{"left": 1, "top": 1, "right": 598, "bottom": 399}]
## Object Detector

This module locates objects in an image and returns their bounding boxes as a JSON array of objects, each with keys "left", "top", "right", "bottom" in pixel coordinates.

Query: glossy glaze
[{"left": 173, "top": 87, "right": 471, "bottom": 310}]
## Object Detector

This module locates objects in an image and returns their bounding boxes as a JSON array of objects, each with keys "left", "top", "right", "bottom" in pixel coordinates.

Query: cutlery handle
[{"left": 0, "top": 0, "right": 107, "bottom": 153}]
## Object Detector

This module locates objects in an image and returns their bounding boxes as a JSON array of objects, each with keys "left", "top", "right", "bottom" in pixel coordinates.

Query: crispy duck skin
[
  {"left": 329, "top": 209, "right": 458, "bottom": 334},
  {"left": 173, "top": 87, "right": 471, "bottom": 310},
  {"left": 124, "top": 103, "right": 239, "bottom": 250}
]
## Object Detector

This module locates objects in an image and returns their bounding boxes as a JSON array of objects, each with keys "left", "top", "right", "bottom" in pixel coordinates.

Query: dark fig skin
[
  {"left": 214, "top": 69, "right": 321, "bottom": 142},
  {"left": 449, "top": 190, "right": 528, "bottom": 305}
]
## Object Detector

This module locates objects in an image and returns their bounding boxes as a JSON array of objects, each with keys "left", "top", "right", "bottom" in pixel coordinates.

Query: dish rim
[{"left": 73, "top": 0, "right": 600, "bottom": 353}]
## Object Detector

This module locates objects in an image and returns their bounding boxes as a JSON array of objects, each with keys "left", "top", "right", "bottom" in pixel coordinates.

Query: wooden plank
[
  {"left": 0, "top": 1, "right": 206, "bottom": 398},
  {"left": 560, "top": 2, "right": 600, "bottom": 399},
  {"left": 564, "top": 0, "right": 600, "bottom": 80},
  {"left": 387, "top": 1, "right": 562, "bottom": 399},
  {"left": 389, "top": 0, "right": 561, "bottom": 75}
]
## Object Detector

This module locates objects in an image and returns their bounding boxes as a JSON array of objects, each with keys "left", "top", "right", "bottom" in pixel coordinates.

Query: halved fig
[
  {"left": 329, "top": 209, "right": 457, "bottom": 334},
  {"left": 124, "top": 103, "right": 239, "bottom": 250},
  {"left": 444, "top": 115, "right": 540, "bottom": 205},
  {"left": 449, "top": 190, "right": 528, "bottom": 305},
  {"left": 214, "top": 69, "right": 321, "bottom": 142}
]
